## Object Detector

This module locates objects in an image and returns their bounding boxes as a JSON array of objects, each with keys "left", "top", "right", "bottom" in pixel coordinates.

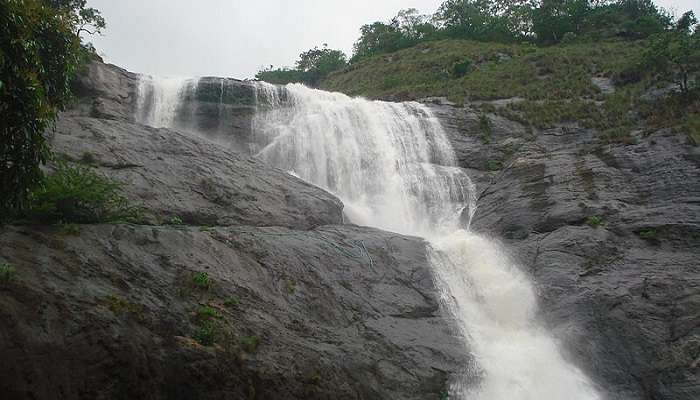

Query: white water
[
  {"left": 137, "top": 77, "right": 601, "bottom": 399},
  {"left": 253, "top": 82, "right": 601, "bottom": 400},
  {"left": 135, "top": 75, "right": 194, "bottom": 128}
]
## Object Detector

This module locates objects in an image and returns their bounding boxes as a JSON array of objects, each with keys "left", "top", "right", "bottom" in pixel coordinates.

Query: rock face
[
  {"left": 429, "top": 102, "right": 700, "bottom": 400},
  {"left": 51, "top": 116, "right": 343, "bottom": 230},
  {"left": 0, "top": 62, "right": 467, "bottom": 399},
  {"left": 0, "top": 224, "right": 465, "bottom": 400}
]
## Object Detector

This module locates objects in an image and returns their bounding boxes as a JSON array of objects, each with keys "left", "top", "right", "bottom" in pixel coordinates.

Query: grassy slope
[{"left": 322, "top": 39, "right": 699, "bottom": 144}]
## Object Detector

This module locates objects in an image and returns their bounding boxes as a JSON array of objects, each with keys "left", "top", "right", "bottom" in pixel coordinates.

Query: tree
[
  {"left": 296, "top": 44, "right": 348, "bottom": 85},
  {"left": 0, "top": 0, "right": 99, "bottom": 217},
  {"left": 351, "top": 9, "right": 437, "bottom": 61},
  {"left": 434, "top": 0, "right": 528, "bottom": 42},
  {"left": 46, "top": 0, "right": 105, "bottom": 37},
  {"left": 644, "top": 11, "right": 699, "bottom": 93},
  {"left": 256, "top": 45, "right": 347, "bottom": 87}
]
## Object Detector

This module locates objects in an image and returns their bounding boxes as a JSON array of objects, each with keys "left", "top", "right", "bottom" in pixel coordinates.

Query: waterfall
[
  {"left": 253, "top": 83, "right": 601, "bottom": 400},
  {"left": 134, "top": 76, "right": 601, "bottom": 399},
  {"left": 135, "top": 75, "right": 195, "bottom": 128}
]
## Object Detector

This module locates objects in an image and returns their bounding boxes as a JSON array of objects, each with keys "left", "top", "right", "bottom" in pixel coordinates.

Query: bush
[
  {"left": 451, "top": 59, "right": 473, "bottom": 78},
  {"left": 25, "top": 161, "right": 139, "bottom": 223},
  {"left": 192, "top": 272, "right": 212, "bottom": 290},
  {"left": 586, "top": 215, "right": 603, "bottom": 227},
  {"left": 0, "top": 262, "right": 16, "bottom": 284},
  {"left": 240, "top": 335, "right": 261, "bottom": 353}
]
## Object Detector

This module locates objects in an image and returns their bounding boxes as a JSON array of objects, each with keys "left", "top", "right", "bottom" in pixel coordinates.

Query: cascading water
[
  {"left": 137, "top": 76, "right": 601, "bottom": 399},
  {"left": 252, "top": 83, "right": 601, "bottom": 400},
  {"left": 135, "top": 75, "right": 195, "bottom": 128}
]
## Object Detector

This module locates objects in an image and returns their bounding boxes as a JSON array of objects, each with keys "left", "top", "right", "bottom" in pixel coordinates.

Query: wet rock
[{"left": 434, "top": 102, "right": 700, "bottom": 400}]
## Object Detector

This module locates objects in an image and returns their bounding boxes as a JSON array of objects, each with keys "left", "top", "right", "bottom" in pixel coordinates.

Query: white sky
[{"left": 86, "top": 0, "right": 698, "bottom": 79}]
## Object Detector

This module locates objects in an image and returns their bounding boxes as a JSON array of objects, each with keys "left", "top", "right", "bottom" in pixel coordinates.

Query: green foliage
[
  {"left": 193, "top": 320, "right": 218, "bottom": 346},
  {"left": 486, "top": 159, "right": 503, "bottom": 171},
  {"left": 25, "top": 161, "right": 139, "bottom": 223},
  {"left": 223, "top": 297, "right": 239, "bottom": 308},
  {"left": 478, "top": 114, "right": 493, "bottom": 143},
  {"left": 0, "top": 0, "right": 81, "bottom": 217},
  {"left": 0, "top": 262, "right": 17, "bottom": 284},
  {"left": 240, "top": 335, "right": 261, "bottom": 353},
  {"left": 586, "top": 215, "right": 603, "bottom": 227},
  {"left": 0, "top": 0, "right": 106, "bottom": 219},
  {"left": 285, "top": 279, "right": 296, "bottom": 294},
  {"left": 642, "top": 12, "right": 699, "bottom": 93},
  {"left": 166, "top": 216, "right": 184, "bottom": 225},
  {"left": 196, "top": 305, "right": 221, "bottom": 320},
  {"left": 256, "top": 44, "right": 347, "bottom": 87},
  {"left": 103, "top": 295, "right": 144, "bottom": 319},
  {"left": 59, "top": 222, "right": 81, "bottom": 235},
  {"left": 352, "top": 8, "right": 437, "bottom": 62},
  {"left": 638, "top": 228, "right": 658, "bottom": 239},
  {"left": 192, "top": 272, "right": 212, "bottom": 290},
  {"left": 451, "top": 59, "right": 473, "bottom": 77},
  {"left": 686, "top": 113, "right": 700, "bottom": 145}
]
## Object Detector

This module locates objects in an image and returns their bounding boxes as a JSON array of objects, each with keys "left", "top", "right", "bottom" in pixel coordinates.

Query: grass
[
  {"left": 240, "top": 335, "right": 261, "bottom": 353},
  {"left": 639, "top": 228, "right": 658, "bottom": 240},
  {"left": 323, "top": 39, "right": 641, "bottom": 103},
  {"left": 103, "top": 295, "right": 144, "bottom": 319},
  {"left": 196, "top": 305, "right": 222, "bottom": 320},
  {"left": 478, "top": 114, "right": 493, "bottom": 144},
  {"left": 322, "top": 38, "right": 699, "bottom": 143},
  {"left": 223, "top": 297, "right": 239, "bottom": 308},
  {"left": 586, "top": 215, "right": 603, "bottom": 228},
  {"left": 166, "top": 216, "right": 184, "bottom": 226},
  {"left": 0, "top": 263, "right": 16, "bottom": 285},
  {"left": 192, "top": 272, "right": 212, "bottom": 290},
  {"left": 285, "top": 279, "right": 296, "bottom": 294},
  {"left": 25, "top": 161, "right": 140, "bottom": 224},
  {"left": 193, "top": 320, "right": 218, "bottom": 346}
]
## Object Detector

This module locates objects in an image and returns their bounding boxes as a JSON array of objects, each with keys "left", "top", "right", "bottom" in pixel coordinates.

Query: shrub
[
  {"left": 478, "top": 114, "right": 493, "bottom": 143},
  {"left": 166, "top": 216, "right": 184, "bottom": 225},
  {"left": 451, "top": 59, "right": 473, "bottom": 78},
  {"left": 193, "top": 321, "right": 218, "bottom": 346},
  {"left": 240, "top": 335, "right": 261, "bottom": 353},
  {"left": 638, "top": 228, "right": 658, "bottom": 240},
  {"left": 196, "top": 305, "right": 221, "bottom": 320},
  {"left": 192, "top": 272, "right": 211, "bottom": 290},
  {"left": 25, "top": 161, "right": 139, "bottom": 223},
  {"left": 486, "top": 159, "right": 503, "bottom": 171},
  {"left": 223, "top": 297, "right": 239, "bottom": 308},
  {"left": 586, "top": 215, "right": 603, "bottom": 227},
  {"left": 0, "top": 262, "right": 16, "bottom": 284}
]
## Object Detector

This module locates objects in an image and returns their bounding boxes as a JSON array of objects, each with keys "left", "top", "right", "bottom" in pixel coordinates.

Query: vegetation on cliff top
[{"left": 258, "top": 1, "right": 699, "bottom": 144}]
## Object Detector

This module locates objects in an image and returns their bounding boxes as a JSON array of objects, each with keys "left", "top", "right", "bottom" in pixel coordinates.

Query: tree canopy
[{"left": 0, "top": 0, "right": 103, "bottom": 217}]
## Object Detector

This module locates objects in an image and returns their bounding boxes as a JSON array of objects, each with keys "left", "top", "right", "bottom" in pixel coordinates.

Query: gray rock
[
  {"left": 0, "top": 224, "right": 467, "bottom": 400},
  {"left": 591, "top": 77, "right": 615, "bottom": 94},
  {"left": 50, "top": 116, "right": 343, "bottom": 229},
  {"left": 433, "top": 102, "right": 700, "bottom": 400}
]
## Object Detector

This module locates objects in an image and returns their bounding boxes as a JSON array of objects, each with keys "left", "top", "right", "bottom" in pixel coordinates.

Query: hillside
[{"left": 322, "top": 38, "right": 699, "bottom": 145}]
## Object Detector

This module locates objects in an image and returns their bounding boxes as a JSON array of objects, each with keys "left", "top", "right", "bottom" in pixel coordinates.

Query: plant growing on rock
[
  {"left": 192, "top": 272, "right": 212, "bottom": 290},
  {"left": 586, "top": 215, "right": 603, "bottom": 228},
  {"left": 0, "top": 262, "right": 16, "bottom": 285},
  {"left": 240, "top": 335, "right": 261, "bottom": 353},
  {"left": 25, "top": 161, "right": 139, "bottom": 223}
]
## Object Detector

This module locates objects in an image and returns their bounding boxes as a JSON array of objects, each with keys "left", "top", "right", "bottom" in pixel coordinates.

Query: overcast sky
[{"left": 86, "top": 0, "right": 698, "bottom": 79}]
